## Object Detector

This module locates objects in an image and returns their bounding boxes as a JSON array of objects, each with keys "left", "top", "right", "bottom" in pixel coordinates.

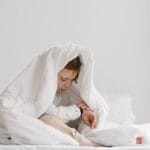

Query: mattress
[{"left": 0, "top": 145, "right": 150, "bottom": 150}]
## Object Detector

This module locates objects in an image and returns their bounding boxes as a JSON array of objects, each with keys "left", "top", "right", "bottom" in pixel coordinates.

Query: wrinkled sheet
[
  {"left": 84, "top": 123, "right": 150, "bottom": 146},
  {"left": 0, "top": 145, "right": 150, "bottom": 150}
]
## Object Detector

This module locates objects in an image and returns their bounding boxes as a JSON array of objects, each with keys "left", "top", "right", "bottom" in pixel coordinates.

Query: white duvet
[{"left": 84, "top": 123, "right": 150, "bottom": 146}]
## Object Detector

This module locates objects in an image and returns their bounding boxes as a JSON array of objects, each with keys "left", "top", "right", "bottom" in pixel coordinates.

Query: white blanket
[
  {"left": 0, "top": 43, "right": 108, "bottom": 145},
  {"left": 83, "top": 123, "right": 150, "bottom": 146}
]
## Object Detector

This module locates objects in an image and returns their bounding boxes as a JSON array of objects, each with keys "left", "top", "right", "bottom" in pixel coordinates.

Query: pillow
[{"left": 103, "top": 92, "right": 136, "bottom": 125}]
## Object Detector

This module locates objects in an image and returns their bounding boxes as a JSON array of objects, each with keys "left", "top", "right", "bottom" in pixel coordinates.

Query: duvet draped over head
[{"left": 0, "top": 43, "right": 108, "bottom": 145}]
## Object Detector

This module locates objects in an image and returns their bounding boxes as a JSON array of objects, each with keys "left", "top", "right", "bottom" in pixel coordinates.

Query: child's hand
[
  {"left": 82, "top": 109, "right": 97, "bottom": 129},
  {"left": 76, "top": 100, "right": 96, "bottom": 128}
]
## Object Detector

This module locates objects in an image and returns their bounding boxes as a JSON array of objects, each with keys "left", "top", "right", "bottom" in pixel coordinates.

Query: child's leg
[
  {"left": 39, "top": 115, "right": 75, "bottom": 138},
  {"left": 39, "top": 114, "right": 100, "bottom": 146}
]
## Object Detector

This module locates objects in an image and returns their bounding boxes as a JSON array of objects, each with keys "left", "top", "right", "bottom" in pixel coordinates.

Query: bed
[
  {"left": 0, "top": 91, "right": 150, "bottom": 149},
  {"left": 0, "top": 145, "right": 150, "bottom": 150}
]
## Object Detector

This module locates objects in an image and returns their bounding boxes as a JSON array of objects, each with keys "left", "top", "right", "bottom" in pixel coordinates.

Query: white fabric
[
  {"left": 0, "top": 145, "right": 150, "bottom": 150},
  {"left": 0, "top": 110, "right": 78, "bottom": 145},
  {"left": 104, "top": 92, "right": 135, "bottom": 125},
  {"left": 46, "top": 103, "right": 81, "bottom": 123},
  {"left": 86, "top": 124, "right": 150, "bottom": 146},
  {"left": 46, "top": 93, "right": 81, "bottom": 123},
  {"left": 0, "top": 43, "right": 108, "bottom": 144}
]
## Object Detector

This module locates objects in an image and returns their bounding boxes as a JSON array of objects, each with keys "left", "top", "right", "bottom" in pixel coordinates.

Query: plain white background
[{"left": 0, "top": 0, "right": 149, "bottom": 123}]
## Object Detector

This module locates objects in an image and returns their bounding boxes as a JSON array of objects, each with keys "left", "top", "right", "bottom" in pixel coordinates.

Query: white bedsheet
[
  {"left": 1, "top": 123, "right": 150, "bottom": 146},
  {"left": 88, "top": 124, "right": 150, "bottom": 146},
  {"left": 0, "top": 145, "right": 150, "bottom": 150}
]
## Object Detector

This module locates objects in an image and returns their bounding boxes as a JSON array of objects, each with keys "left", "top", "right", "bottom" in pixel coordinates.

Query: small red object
[{"left": 136, "top": 137, "right": 143, "bottom": 144}]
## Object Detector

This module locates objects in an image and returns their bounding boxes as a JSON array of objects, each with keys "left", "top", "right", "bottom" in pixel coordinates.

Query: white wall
[{"left": 0, "top": 0, "right": 149, "bottom": 123}]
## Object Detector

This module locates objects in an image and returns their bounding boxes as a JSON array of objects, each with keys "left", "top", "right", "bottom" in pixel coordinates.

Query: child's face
[{"left": 57, "top": 68, "right": 78, "bottom": 93}]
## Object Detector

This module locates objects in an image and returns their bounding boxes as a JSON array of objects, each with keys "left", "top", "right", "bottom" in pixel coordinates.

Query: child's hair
[{"left": 64, "top": 56, "right": 82, "bottom": 83}]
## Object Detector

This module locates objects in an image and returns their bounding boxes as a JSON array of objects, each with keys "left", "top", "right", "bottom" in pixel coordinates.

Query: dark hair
[{"left": 64, "top": 56, "right": 82, "bottom": 83}]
